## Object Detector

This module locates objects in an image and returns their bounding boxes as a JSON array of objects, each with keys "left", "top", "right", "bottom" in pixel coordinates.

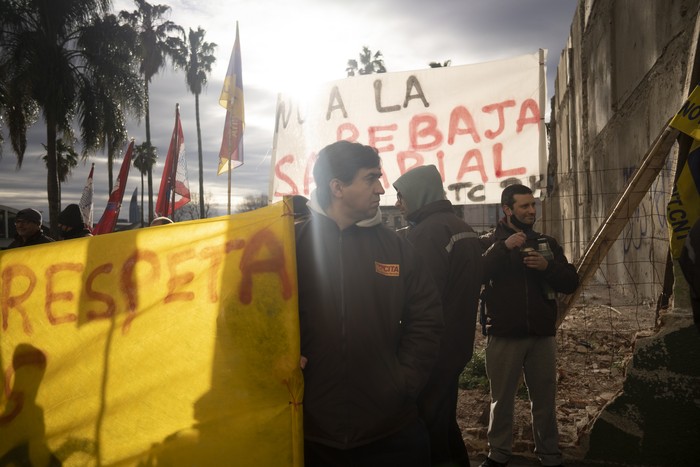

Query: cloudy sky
[{"left": 0, "top": 0, "right": 578, "bottom": 220}]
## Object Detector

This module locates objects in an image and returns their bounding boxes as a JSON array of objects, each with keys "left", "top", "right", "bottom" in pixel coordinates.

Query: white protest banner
[{"left": 270, "top": 51, "right": 547, "bottom": 205}]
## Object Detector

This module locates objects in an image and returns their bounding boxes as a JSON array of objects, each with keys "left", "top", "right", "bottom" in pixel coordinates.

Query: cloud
[{"left": 1, "top": 0, "right": 577, "bottom": 220}]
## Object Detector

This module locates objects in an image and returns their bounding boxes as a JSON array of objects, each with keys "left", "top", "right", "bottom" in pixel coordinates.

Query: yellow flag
[
  {"left": 0, "top": 200, "right": 303, "bottom": 466},
  {"left": 670, "top": 85, "right": 700, "bottom": 139},
  {"left": 667, "top": 140, "right": 700, "bottom": 258},
  {"left": 668, "top": 85, "right": 700, "bottom": 258}
]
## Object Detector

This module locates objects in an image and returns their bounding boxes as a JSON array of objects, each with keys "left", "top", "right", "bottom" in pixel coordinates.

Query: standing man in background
[
  {"left": 394, "top": 165, "right": 483, "bottom": 466},
  {"left": 8, "top": 208, "right": 54, "bottom": 249},
  {"left": 295, "top": 141, "right": 443, "bottom": 466},
  {"left": 480, "top": 184, "right": 578, "bottom": 467},
  {"left": 57, "top": 204, "right": 92, "bottom": 239}
]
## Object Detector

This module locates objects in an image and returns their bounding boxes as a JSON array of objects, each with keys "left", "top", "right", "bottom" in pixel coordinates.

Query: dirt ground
[{"left": 458, "top": 288, "right": 658, "bottom": 464}]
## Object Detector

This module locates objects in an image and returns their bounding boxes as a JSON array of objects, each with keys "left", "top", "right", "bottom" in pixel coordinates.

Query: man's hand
[
  {"left": 523, "top": 250, "right": 548, "bottom": 271},
  {"left": 504, "top": 232, "right": 527, "bottom": 250}
]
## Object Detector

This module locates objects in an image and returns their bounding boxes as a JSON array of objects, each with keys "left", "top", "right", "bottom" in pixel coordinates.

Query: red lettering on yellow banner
[
  {"left": 239, "top": 229, "right": 292, "bottom": 305},
  {"left": 45, "top": 263, "right": 83, "bottom": 325},
  {"left": 86, "top": 263, "right": 116, "bottom": 321},
  {"left": 1, "top": 264, "right": 36, "bottom": 334},
  {"left": 0, "top": 229, "right": 290, "bottom": 335},
  {"left": 0, "top": 264, "right": 36, "bottom": 335},
  {"left": 120, "top": 249, "right": 160, "bottom": 334},
  {"left": 165, "top": 248, "right": 196, "bottom": 304}
]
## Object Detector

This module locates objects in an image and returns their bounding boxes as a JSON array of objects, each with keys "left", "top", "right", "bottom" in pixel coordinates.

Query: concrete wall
[
  {"left": 547, "top": 1, "right": 700, "bottom": 464},
  {"left": 545, "top": 0, "right": 699, "bottom": 302}
]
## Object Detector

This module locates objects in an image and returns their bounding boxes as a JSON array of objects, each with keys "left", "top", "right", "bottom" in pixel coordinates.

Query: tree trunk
[
  {"left": 196, "top": 93, "right": 205, "bottom": 219},
  {"left": 107, "top": 138, "right": 114, "bottom": 194},
  {"left": 46, "top": 121, "right": 60, "bottom": 239},
  {"left": 145, "top": 78, "right": 154, "bottom": 224},
  {"left": 140, "top": 170, "right": 145, "bottom": 228}
]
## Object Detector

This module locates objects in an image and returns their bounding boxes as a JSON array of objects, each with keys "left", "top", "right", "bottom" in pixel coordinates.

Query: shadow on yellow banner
[{"left": 0, "top": 199, "right": 303, "bottom": 466}]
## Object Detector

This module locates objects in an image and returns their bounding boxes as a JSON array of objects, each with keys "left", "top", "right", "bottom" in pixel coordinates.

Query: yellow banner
[
  {"left": 668, "top": 140, "right": 700, "bottom": 258},
  {"left": 0, "top": 200, "right": 303, "bottom": 466},
  {"left": 670, "top": 85, "right": 700, "bottom": 139}
]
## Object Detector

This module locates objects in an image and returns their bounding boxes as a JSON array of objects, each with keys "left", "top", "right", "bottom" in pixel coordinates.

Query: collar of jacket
[
  {"left": 406, "top": 199, "right": 454, "bottom": 224},
  {"left": 494, "top": 218, "right": 541, "bottom": 240},
  {"left": 306, "top": 189, "right": 383, "bottom": 228}
]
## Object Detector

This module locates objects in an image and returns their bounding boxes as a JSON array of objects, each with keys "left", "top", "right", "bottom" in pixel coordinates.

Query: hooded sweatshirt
[
  {"left": 394, "top": 165, "right": 483, "bottom": 371},
  {"left": 295, "top": 190, "right": 443, "bottom": 449},
  {"left": 58, "top": 204, "right": 92, "bottom": 239}
]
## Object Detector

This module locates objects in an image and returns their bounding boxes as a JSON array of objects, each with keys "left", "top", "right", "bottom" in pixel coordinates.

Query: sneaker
[{"left": 480, "top": 458, "right": 508, "bottom": 467}]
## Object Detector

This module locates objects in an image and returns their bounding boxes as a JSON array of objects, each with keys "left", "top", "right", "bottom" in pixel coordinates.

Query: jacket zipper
[
  {"left": 338, "top": 232, "right": 349, "bottom": 446},
  {"left": 524, "top": 251, "right": 530, "bottom": 334}
]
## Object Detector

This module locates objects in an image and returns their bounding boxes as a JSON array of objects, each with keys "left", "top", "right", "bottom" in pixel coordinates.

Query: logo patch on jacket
[{"left": 375, "top": 262, "right": 400, "bottom": 277}]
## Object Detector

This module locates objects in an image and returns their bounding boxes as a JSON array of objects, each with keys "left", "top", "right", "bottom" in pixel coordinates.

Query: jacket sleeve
[
  {"left": 397, "top": 244, "right": 443, "bottom": 398},
  {"left": 542, "top": 237, "right": 579, "bottom": 294},
  {"left": 481, "top": 234, "right": 510, "bottom": 282}
]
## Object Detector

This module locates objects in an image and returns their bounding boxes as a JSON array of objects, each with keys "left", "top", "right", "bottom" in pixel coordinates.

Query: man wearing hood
[
  {"left": 295, "top": 141, "right": 443, "bottom": 466},
  {"left": 479, "top": 184, "right": 578, "bottom": 467},
  {"left": 393, "top": 165, "right": 483, "bottom": 467},
  {"left": 58, "top": 204, "right": 92, "bottom": 240}
]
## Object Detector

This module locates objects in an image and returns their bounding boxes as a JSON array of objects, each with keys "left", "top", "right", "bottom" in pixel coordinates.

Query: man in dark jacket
[
  {"left": 393, "top": 165, "right": 482, "bottom": 466},
  {"left": 479, "top": 184, "right": 578, "bottom": 467},
  {"left": 296, "top": 141, "right": 443, "bottom": 466},
  {"left": 8, "top": 208, "right": 54, "bottom": 249},
  {"left": 58, "top": 204, "right": 92, "bottom": 240}
]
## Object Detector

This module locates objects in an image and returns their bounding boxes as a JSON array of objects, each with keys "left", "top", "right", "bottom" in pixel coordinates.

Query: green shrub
[{"left": 458, "top": 350, "right": 489, "bottom": 390}]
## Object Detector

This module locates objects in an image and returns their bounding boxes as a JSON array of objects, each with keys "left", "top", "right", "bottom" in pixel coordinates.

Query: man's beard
[{"left": 510, "top": 214, "right": 534, "bottom": 232}]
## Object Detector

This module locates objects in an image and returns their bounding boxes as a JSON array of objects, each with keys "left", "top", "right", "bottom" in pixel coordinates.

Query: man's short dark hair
[
  {"left": 501, "top": 184, "right": 533, "bottom": 208},
  {"left": 313, "top": 141, "right": 381, "bottom": 209}
]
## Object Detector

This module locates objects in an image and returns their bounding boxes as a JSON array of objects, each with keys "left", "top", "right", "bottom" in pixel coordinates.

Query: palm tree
[
  {"left": 120, "top": 0, "right": 182, "bottom": 224},
  {"left": 133, "top": 142, "right": 157, "bottom": 227},
  {"left": 42, "top": 138, "right": 79, "bottom": 204},
  {"left": 429, "top": 60, "right": 452, "bottom": 68},
  {"left": 0, "top": 79, "right": 6, "bottom": 155},
  {"left": 171, "top": 27, "right": 217, "bottom": 219},
  {"left": 80, "top": 13, "right": 144, "bottom": 193},
  {"left": 346, "top": 46, "right": 387, "bottom": 77},
  {"left": 0, "top": 0, "right": 144, "bottom": 237}
]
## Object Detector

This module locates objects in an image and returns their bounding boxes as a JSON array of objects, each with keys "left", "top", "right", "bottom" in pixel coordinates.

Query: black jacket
[
  {"left": 404, "top": 200, "right": 483, "bottom": 371},
  {"left": 295, "top": 202, "right": 443, "bottom": 449},
  {"left": 481, "top": 220, "right": 578, "bottom": 337},
  {"left": 8, "top": 231, "right": 55, "bottom": 249}
]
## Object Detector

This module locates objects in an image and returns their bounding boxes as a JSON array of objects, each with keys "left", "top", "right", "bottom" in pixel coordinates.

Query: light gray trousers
[{"left": 484, "top": 335, "right": 563, "bottom": 466}]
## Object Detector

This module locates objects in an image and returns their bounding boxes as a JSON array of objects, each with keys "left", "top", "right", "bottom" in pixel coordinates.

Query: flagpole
[
  {"left": 171, "top": 103, "right": 180, "bottom": 219},
  {"left": 218, "top": 21, "right": 244, "bottom": 215},
  {"left": 228, "top": 158, "right": 232, "bottom": 215}
]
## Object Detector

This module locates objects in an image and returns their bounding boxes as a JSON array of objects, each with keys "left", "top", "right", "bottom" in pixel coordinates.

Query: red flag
[
  {"left": 79, "top": 163, "right": 94, "bottom": 230},
  {"left": 156, "top": 104, "right": 191, "bottom": 217},
  {"left": 217, "top": 22, "right": 245, "bottom": 175},
  {"left": 93, "top": 141, "right": 134, "bottom": 235}
]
